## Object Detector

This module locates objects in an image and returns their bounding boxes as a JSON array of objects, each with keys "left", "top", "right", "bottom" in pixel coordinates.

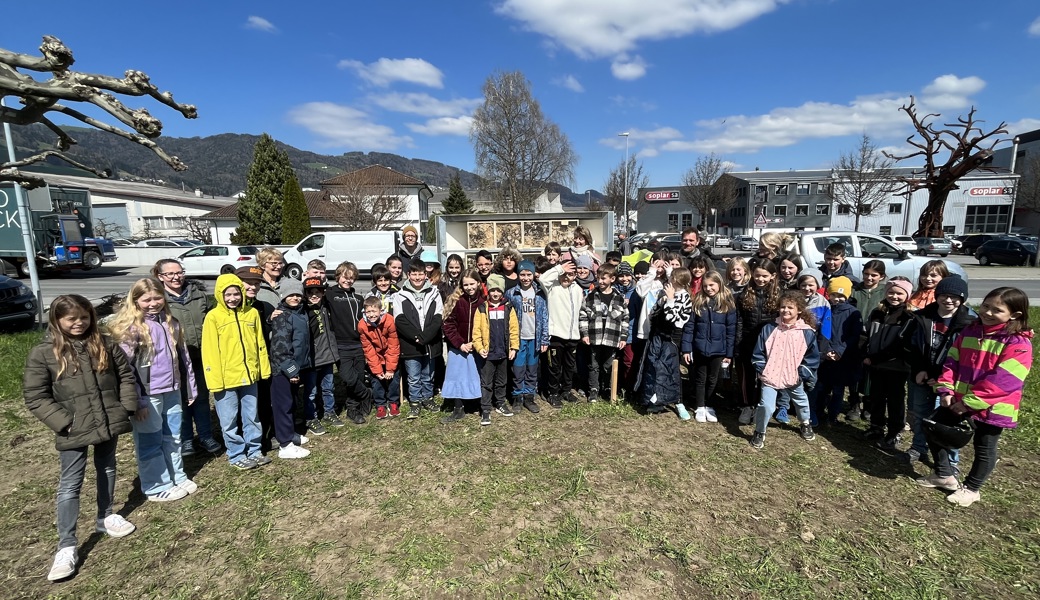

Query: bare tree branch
[
  {"left": 325, "top": 177, "right": 409, "bottom": 231},
  {"left": 829, "top": 134, "right": 900, "bottom": 230},
  {"left": 0, "top": 35, "right": 195, "bottom": 188},
  {"left": 679, "top": 153, "right": 736, "bottom": 231},
  {"left": 603, "top": 155, "right": 649, "bottom": 229}
]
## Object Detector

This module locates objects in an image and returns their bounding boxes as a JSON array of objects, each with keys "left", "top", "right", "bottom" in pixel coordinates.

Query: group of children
[{"left": 23, "top": 230, "right": 1033, "bottom": 582}]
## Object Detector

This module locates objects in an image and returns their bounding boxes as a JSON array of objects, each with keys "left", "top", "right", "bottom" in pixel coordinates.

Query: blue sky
[{"left": 7, "top": 1, "right": 1040, "bottom": 193}]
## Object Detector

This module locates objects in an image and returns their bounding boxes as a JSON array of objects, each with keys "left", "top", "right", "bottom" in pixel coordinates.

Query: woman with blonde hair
[
  {"left": 561, "top": 225, "right": 602, "bottom": 274},
  {"left": 106, "top": 278, "right": 199, "bottom": 501},
  {"left": 255, "top": 246, "right": 285, "bottom": 310}
]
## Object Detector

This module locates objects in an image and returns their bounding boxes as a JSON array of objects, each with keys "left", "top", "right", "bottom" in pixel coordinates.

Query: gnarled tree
[
  {"left": 0, "top": 36, "right": 195, "bottom": 188},
  {"left": 883, "top": 97, "right": 1007, "bottom": 237}
]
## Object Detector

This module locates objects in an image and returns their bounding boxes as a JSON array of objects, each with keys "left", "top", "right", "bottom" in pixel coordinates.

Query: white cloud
[
  {"left": 1007, "top": 118, "right": 1040, "bottom": 137},
  {"left": 553, "top": 75, "right": 585, "bottom": 93},
  {"left": 496, "top": 0, "right": 785, "bottom": 58},
  {"left": 245, "top": 16, "right": 276, "bottom": 32},
  {"left": 287, "top": 102, "right": 413, "bottom": 150},
  {"left": 406, "top": 116, "right": 474, "bottom": 136},
  {"left": 611, "top": 55, "right": 648, "bottom": 80},
  {"left": 1028, "top": 16, "right": 1040, "bottom": 36},
  {"left": 920, "top": 74, "right": 986, "bottom": 110},
  {"left": 338, "top": 58, "right": 444, "bottom": 88},
  {"left": 369, "top": 93, "right": 481, "bottom": 117}
]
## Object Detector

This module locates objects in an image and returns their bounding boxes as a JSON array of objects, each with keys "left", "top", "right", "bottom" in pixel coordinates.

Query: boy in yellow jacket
[
  {"left": 202, "top": 274, "right": 272, "bottom": 470},
  {"left": 473, "top": 274, "right": 519, "bottom": 425}
]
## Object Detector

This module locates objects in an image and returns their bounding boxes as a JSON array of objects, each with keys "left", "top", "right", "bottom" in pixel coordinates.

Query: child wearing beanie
[
  {"left": 815, "top": 276, "right": 862, "bottom": 425},
  {"left": 862, "top": 277, "right": 915, "bottom": 451}
]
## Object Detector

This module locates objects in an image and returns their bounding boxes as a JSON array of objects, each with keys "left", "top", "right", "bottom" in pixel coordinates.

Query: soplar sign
[
  {"left": 968, "top": 187, "right": 1013, "bottom": 196},
  {"left": 644, "top": 190, "right": 680, "bottom": 202}
]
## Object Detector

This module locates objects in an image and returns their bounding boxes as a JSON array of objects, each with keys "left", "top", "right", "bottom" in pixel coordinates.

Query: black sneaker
[
  {"left": 511, "top": 399, "right": 524, "bottom": 414},
  {"left": 523, "top": 394, "right": 540, "bottom": 414},
  {"left": 253, "top": 454, "right": 273, "bottom": 467},
  {"left": 495, "top": 403, "right": 514, "bottom": 417},
  {"left": 480, "top": 411, "right": 491, "bottom": 426},
  {"left": 548, "top": 395, "right": 563, "bottom": 409},
  {"left": 350, "top": 413, "right": 366, "bottom": 425},
  {"left": 749, "top": 432, "right": 765, "bottom": 449},
  {"left": 407, "top": 402, "right": 421, "bottom": 419},
  {"left": 863, "top": 426, "right": 885, "bottom": 441},
  {"left": 322, "top": 413, "right": 346, "bottom": 428},
  {"left": 564, "top": 391, "right": 580, "bottom": 403},
  {"left": 231, "top": 457, "right": 259, "bottom": 470},
  {"left": 422, "top": 398, "right": 439, "bottom": 412},
  {"left": 440, "top": 408, "right": 466, "bottom": 424},
  {"left": 588, "top": 389, "right": 599, "bottom": 403},
  {"left": 875, "top": 436, "right": 900, "bottom": 453},
  {"left": 306, "top": 419, "right": 327, "bottom": 436},
  {"left": 800, "top": 423, "right": 816, "bottom": 441}
]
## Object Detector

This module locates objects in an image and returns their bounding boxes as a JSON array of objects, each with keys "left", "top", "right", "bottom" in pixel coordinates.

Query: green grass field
[{"left": 1, "top": 316, "right": 1039, "bottom": 599}]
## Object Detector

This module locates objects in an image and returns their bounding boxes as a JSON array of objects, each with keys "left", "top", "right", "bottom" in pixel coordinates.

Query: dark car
[
  {"left": 975, "top": 238, "right": 1038, "bottom": 266},
  {"left": 0, "top": 274, "right": 37, "bottom": 330},
  {"left": 637, "top": 233, "right": 682, "bottom": 253},
  {"left": 959, "top": 233, "right": 1010, "bottom": 256}
]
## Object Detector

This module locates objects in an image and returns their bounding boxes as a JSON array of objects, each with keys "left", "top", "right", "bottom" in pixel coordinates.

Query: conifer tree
[
  {"left": 235, "top": 133, "right": 294, "bottom": 244},
  {"left": 441, "top": 171, "right": 474, "bottom": 214},
  {"left": 281, "top": 175, "right": 312, "bottom": 245}
]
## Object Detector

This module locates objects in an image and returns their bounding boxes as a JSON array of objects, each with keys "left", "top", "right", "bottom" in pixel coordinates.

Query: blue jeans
[
  {"left": 180, "top": 346, "right": 213, "bottom": 443},
  {"left": 214, "top": 384, "right": 261, "bottom": 463},
  {"left": 403, "top": 356, "right": 433, "bottom": 403},
  {"left": 372, "top": 370, "right": 401, "bottom": 407},
  {"left": 755, "top": 384, "right": 810, "bottom": 434},
  {"left": 132, "top": 390, "right": 186, "bottom": 496},
  {"left": 908, "top": 379, "right": 959, "bottom": 463},
  {"left": 303, "top": 364, "right": 335, "bottom": 419},
  {"left": 513, "top": 339, "right": 539, "bottom": 396},
  {"left": 57, "top": 438, "right": 117, "bottom": 550}
]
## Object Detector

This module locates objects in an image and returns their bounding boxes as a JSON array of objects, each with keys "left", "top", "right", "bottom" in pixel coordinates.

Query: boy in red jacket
[{"left": 359, "top": 296, "right": 401, "bottom": 419}]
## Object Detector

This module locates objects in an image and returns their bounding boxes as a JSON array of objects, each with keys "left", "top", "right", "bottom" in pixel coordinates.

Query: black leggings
[
  {"left": 930, "top": 421, "right": 1003, "bottom": 490},
  {"left": 693, "top": 355, "right": 724, "bottom": 408},
  {"left": 868, "top": 369, "right": 906, "bottom": 437}
]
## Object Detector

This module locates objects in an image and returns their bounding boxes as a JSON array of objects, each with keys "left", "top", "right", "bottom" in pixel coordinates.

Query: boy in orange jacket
[{"left": 359, "top": 296, "right": 401, "bottom": 419}]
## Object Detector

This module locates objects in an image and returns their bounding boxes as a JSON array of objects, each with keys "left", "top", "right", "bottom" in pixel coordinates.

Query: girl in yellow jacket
[{"left": 202, "top": 274, "right": 271, "bottom": 470}]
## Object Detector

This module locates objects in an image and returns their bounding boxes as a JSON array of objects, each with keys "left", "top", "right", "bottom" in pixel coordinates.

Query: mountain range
[{"left": 5, "top": 124, "right": 601, "bottom": 207}]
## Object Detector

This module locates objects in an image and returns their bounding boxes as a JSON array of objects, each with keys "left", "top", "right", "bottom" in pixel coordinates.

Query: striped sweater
[{"left": 935, "top": 322, "right": 1033, "bottom": 429}]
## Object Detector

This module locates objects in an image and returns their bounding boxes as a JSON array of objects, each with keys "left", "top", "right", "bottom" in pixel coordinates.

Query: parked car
[
  {"left": 732, "top": 235, "right": 759, "bottom": 252},
  {"left": 944, "top": 236, "right": 962, "bottom": 251},
  {"left": 783, "top": 231, "right": 967, "bottom": 283},
  {"left": 0, "top": 274, "right": 37, "bottom": 330},
  {"left": 959, "top": 233, "right": 1011, "bottom": 256},
  {"left": 882, "top": 235, "right": 919, "bottom": 253},
  {"left": 110, "top": 238, "right": 133, "bottom": 247},
  {"left": 136, "top": 239, "right": 182, "bottom": 247},
  {"left": 975, "top": 239, "right": 1038, "bottom": 266},
  {"left": 178, "top": 245, "right": 259, "bottom": 276},
  {"left": 282, "top": 231, "right": 400, "bottom": 279},
  {"left": 706, "top": 234, "right": 731, "bottom": 248},
  {"left": 913, "top": 237, "right": 951, "bottom": 257}
]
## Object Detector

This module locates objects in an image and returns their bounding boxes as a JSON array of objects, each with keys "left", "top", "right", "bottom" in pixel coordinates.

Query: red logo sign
[
  {"left": 969, "top": 187, "right": 1012, "bottom": 196},
  {"left": 644, "top": 190, "right": 680, "bottom": 202}
]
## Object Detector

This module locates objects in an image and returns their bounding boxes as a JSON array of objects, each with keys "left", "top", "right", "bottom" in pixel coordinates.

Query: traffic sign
[{"left": 754, "top": 214, "right": 767, "bottom": 227}]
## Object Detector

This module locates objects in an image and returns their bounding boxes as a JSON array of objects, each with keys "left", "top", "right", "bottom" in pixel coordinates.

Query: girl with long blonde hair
[{"left": 682, "top": 271, "right": 737, "bottom": 423}]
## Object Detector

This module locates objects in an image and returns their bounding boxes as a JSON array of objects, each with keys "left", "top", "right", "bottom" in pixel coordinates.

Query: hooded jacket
[
  {"left": 904, "top": 303, "right": 975, "bottom": 379},
  {"left": 270, "top": 299, "right": 311, "bottom": 378},
  {"left": 863, "top": 304, "right": 913, "bottom": 372},
  {"left": 24, "top": 335, "right": 139, "bottom": 451},
  {"left": 392, "top": 279, "right": 444, "bottom": 359},
  {"left": 359, "top": 313, "right": 400, "bottom": 376},
  {"left": 680, "top": 297, "right": 736, "bottom": 358},
  {"left": 164, "top": 279, "right": 211, "bottom": 349},
  {"left": 822, "top": 259, "right": 860, "bottom": 286},
  {"left": 541, "top": 265, "right": 584, "bottom": 340},
  {"left": 473, "top": 299, "right": 520, "bottom": 360},
  {"left": 735, "top": 285, "right": 776, "bottom": 357},
  {"left": 326, "top": 285, "right": 366, "bottom": 355},
  {"left": 506, "top": 280, "right": 549, "bottom": 348},
  {"left": 120, "top": 311, "right": 198, "bottom": 405},
  {"left": 850, "top": 282, "right": 886, "bottom": 327},
  {"left": 307, "top": 300, "right": 339, "bottom": 368},
  {"left": 201, "top": 274, "right": 271, "bottom": 392},
  {"left": 753, "top": 318, "right": 820, "bottom": 389}
]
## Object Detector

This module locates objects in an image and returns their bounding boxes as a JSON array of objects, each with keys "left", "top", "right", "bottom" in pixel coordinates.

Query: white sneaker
[
  {"left": 278, "top": 442, "right": 310, "bottom": 459},
  {"left": 147, "top": 486, "right": 188, "bottom": 502},
  {"left": 96, "top": 514, "right": 136, "bottom": 538},
  {"left": 176, "top": 479, "right": 199, "bottom": 495},
  {"left": 47, "top": 546, "right": 77, "bottom": 581},
  {"left": 705, "top": 407, "right": 719, "bottom": 423},
  {"left": 738, "top": 406, "right": 754, "bottom": 425},
  {"left": 298, "top": 435, "right": 309, "bottom": 446},
  {"left": 694, "top": 407, "right": 708, "bottom": 423}
]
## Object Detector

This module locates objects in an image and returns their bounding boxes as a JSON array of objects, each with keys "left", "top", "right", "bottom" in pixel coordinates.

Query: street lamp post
[{"left": 618, "top": 132, "right": 630, "bottom": 232}]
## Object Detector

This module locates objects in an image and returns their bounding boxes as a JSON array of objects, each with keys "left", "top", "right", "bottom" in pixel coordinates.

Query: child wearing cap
[
  {"left": 541, "top": 259, "right": 585, "bottom": 406},
  {"left": 506, "top": 259, "right": 549, "bottom": 413},
  {"left": 613, "top": 262, "right": 637, "bottom": 398},
  {"left": 580, "top": 263, "right": 629, "bottom": 403},
  {"left": 302, "top": 277, "right": 341, "bottom": 433},
  {"left": 814, "top": 276, "right": 863, "bottom": 426},
  {"left": 474, "top": 273, "right": 519, "bottom": 423},
  {"left": 359, "top": 296, "right": 401, "bottom": 420},
  {"left": 862, "top": 277, "right": 915, "bottom": 450},
  {"left": 902, "top": 275, "right": 974, "bottom": 464},
  {"left": 268, "top": 279, "right": 311, "bottom": 459}
]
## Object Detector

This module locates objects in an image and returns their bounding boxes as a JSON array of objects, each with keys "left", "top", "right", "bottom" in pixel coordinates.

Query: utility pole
[{"left": 618, "top": 132, "right": 630, "bottom": 232}]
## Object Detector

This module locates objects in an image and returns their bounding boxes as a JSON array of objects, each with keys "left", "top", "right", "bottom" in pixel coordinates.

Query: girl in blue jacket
[{"left": 681, "top": 271, "right": 736, "bottom": 423}]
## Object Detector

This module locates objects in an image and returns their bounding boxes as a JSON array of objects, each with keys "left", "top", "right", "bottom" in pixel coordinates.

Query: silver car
[
  {"left": 732, "top": 235, "right": 759, "bottom": 251},
  {"left": 914, "top": 237, "right": 952, "bottom": 257}
]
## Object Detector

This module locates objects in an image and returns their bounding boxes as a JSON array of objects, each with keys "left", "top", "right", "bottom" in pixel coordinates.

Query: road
[{"left": 22, "top": 252, "right": 1040, "bottom": 316}]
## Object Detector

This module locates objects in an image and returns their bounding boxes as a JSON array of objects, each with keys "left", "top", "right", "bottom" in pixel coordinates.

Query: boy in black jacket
[
  {"left": 326, "top": 262, "right": 373, "bottom": 424},
  {"left": 391, "top": 259, "right": 444, "bottom": 418}
]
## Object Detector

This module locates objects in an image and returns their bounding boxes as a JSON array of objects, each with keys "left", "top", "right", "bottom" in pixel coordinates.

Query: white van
[{"left": 282, "top": 231, "right": 400, "bottom": 279}]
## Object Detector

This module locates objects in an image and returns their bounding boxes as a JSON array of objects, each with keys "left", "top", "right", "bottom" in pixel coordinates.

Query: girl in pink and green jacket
[{"left": 917, "top": 287, "right": 1033, "bottom": 508}]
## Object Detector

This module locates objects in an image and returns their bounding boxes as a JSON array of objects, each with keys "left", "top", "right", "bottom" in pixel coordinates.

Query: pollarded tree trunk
[{"left": 915, "top": 189, "right": 952, "bottom": 238}]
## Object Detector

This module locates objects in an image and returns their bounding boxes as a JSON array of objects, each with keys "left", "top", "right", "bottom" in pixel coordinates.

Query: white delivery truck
[{"left": 281, "top": 231, "right": 400, "bottom": 279}]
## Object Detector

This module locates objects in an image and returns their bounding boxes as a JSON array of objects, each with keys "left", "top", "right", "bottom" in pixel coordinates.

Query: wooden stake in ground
[{"left": 610, "top": 358, "right": 619, "bottom": 403}]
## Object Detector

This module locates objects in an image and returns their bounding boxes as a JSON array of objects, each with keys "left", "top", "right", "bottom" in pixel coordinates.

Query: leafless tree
[
  {"left": 829, "top": 134, "right": 900, "bottom": 231},
  {"left": 0, "top": 36, "right": 196, "bottom": 188},
  {"left": 92, "top": 217, "right": 128, "bottom": 240},
  {"left": 471, "top": 71, "right": 577, "bottom": 213},
  {"left": 183, "top": 217, "right": 213, "bottom": 244},
  {"left": 325, "top": 176, "right": 408, "bottom": 231},
  {"left": 680, "top": 153, "right": 736, "bottom": 231},
  {"left": 884, "top": 97, "right": 1007, "bottom": 237},
  {"left": 1014, "top": 154, "right": 1040, "bottom": 216},
  {"left": 603, "top": 155, "right": 650, "bottom": 229}
]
